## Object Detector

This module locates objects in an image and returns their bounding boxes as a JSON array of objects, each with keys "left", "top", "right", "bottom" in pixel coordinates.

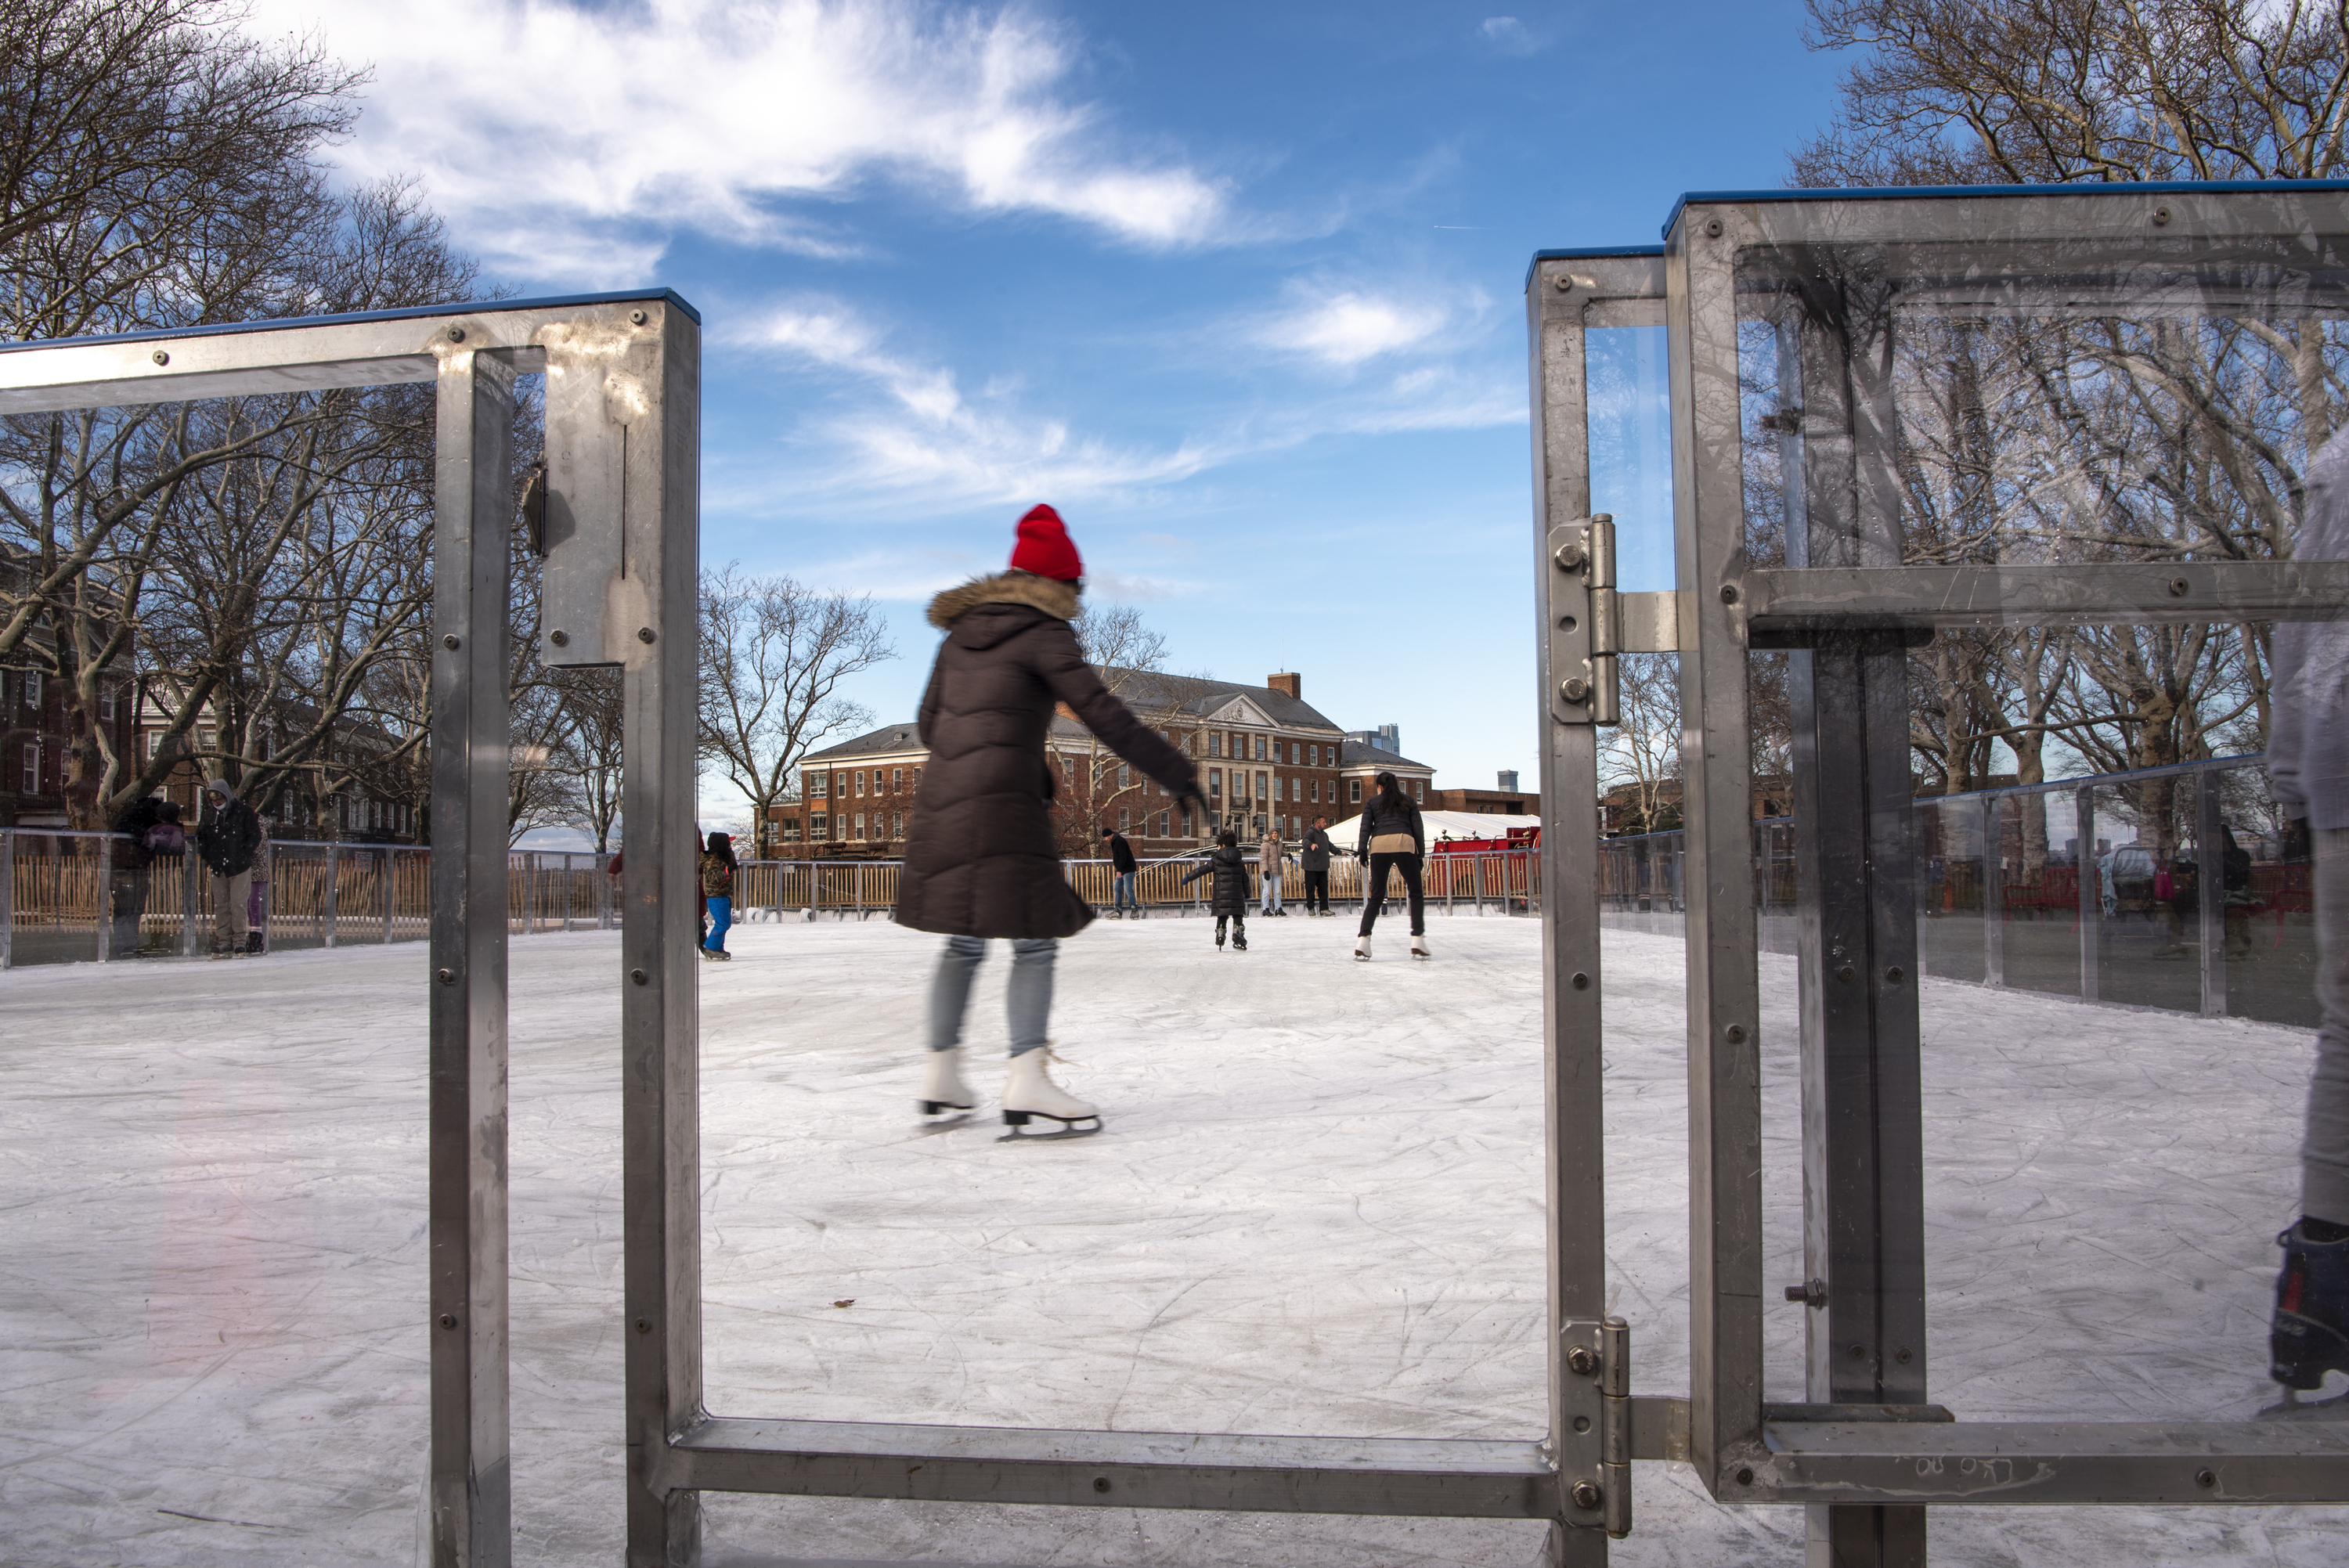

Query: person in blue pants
[{"left": 700, "top": 831, "right": 737, "bottom": 961}]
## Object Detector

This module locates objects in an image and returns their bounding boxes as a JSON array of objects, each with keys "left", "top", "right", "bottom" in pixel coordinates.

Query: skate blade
[
  {"left": 2259, "top": 1387, "right": 2349, "bottom": 1420},
  {"left": 916, "top": 1112, "right": 973, "bottom": 1135},
  {"left": 998, "top": 1116, "right": 1103, "bottom": 1142}
]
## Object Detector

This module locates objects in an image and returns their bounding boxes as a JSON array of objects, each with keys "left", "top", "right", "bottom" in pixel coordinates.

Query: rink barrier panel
[
  {"left": 0, "top": 289, "right": 722, "bottom": 1568},
  {"left": 1642, "top": 186, "right": 2349, "bottom": 1525}
]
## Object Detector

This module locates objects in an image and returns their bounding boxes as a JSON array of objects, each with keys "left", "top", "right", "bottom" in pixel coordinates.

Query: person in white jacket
[{"left": 2266, "top": 426, "right": 2349, "bottom": 1394}]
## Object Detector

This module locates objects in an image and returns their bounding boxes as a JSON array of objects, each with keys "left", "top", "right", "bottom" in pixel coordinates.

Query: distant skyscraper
[{"left": 1344, "top": 723, "right": 1402, "bottom": 756}]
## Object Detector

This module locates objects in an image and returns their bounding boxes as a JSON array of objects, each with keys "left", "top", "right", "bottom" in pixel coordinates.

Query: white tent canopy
[{"left": 1311, "top": 809, "right": 1540, "bottom": 849}]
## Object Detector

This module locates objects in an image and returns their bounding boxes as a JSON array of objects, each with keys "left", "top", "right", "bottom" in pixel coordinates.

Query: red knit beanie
[{"left": 1009, "top": 503, "right": 1084, "bottom": 582}]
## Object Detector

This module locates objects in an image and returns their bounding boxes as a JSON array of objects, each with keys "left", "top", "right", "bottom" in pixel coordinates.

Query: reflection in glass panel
[
  {"left": 1727, "top": 229, "right": 2349, "bottom": 1423},
  {"left": 1586, "top": 324, "right": 1675, "bottom": 593}
]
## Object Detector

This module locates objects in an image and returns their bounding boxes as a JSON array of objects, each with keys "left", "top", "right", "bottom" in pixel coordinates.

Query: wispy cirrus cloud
[
  {"left": 248, "top": 0, "right": 1231, "bottom": 279},
  {"left": 745, "top": 301, "right": 1230, "bottom": 510},
  {"left": 724, "top": 293, "right": 1521, "bottom": 523}
]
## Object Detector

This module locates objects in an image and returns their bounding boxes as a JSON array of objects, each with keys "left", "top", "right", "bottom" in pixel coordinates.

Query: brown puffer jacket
[{"left": 894, "top": 572, "right": 1199, "bottom": 939}]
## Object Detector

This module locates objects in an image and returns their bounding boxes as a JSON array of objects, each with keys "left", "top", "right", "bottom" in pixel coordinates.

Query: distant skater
[
  {"left": 1257, "top": 826, "right": 1287, "bottom": 916},
  {"left": 894, "top": 504, "right": 1203, "bottom": 1137},
  {"left": 1103, "top": 825, "right": 1139, "bottom": 917},
  {"left": 1300, "top": 815, "right": 1335, "bottom": 916},
  {"left": 193, "top": 779, "right": 261, "bottom": 961},
  {"left": 1182, "top": 831, "right": 1250, "bottom": 951},
  {"left": 1353, "top": 771, "right": 1428, "bottom": 961},
  {"left": 700, "top": 832, "right": 736, "bottom": 961}
]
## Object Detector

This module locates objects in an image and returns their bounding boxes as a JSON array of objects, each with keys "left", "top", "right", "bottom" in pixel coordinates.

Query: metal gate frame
[
  {"left": 0, "top": 290, "right": 705, "bottom": 1568},
  {"left": 1532, "top": 180, "right": 2349, "bottom": 1563}
]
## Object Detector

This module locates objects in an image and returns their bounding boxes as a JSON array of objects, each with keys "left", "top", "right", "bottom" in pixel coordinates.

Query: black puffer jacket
[
  {"left": 1180, "top": 845, "right": 1251, "bottom": 915},
  {"left": 194, "top": 795, "right": 262, "bottom": 876},
  {"left": 895, "top": 572, "right": 1198, "bottom": 939},
  {"left": 1355, "top": 791, "right": 1425, "bottom": 859}
]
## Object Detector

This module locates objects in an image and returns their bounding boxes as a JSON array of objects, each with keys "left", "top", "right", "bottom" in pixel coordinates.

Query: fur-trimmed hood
[{"left": 927, "top": 571, "right": 1079, "bottom": 630}]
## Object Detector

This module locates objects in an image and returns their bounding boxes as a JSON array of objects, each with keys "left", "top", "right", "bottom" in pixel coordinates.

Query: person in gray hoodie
[{"left": 2267, "top": 425, "right": 2349, "bottom": 1395}]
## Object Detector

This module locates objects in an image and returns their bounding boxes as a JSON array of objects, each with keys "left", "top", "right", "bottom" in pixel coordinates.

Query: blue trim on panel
[
  {"left": 1662, "top": 178, "right": 2349, "bottom": 238},
  {"left": 1522, "top": 244, "right": 1669, "bottom": 293},
  {"left": 0, "top": 287, "right": 703, "bottom": 356}
]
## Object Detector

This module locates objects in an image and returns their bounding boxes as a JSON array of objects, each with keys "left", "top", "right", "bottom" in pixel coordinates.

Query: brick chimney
[{"left": 1268, "top": 672, "right": 1301, "bottom": 701}]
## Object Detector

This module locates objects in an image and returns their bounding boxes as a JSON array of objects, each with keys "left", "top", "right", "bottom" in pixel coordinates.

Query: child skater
[{"left": 1182, "top": 829, "right": 1252, "bottom": 951}]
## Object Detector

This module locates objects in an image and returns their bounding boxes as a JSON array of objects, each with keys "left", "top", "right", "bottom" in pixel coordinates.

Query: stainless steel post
[
  {"left": 1528, "top": 254, "right": 1637, "bottom": 1562},
  {"left": 2197, "top": 773, "right": 2227, "bottom": 1017},
  {"left": 2077, "top": 786, "right": 2099, "bottom": 1006},
  {"left": 384, "top": 849, "right": 395, "bottom": 945},
  {"left": 427, "top": 340, "right": 517, "bottom": 1567},
  {"left": 537, "top": 299, "right": 708, "bottom": 1566},
  {"left": 1776, "top": 282, "right": 1929, "bottom": 1568},
  {"left": 324, "top": 843, "right": 340, "bottom": 950},
  {"left": 1982, "top": 797, "right": 2004, "bottom": 988},
  {"left": 96, "top": 832, "right": 114, "bottom": 961}
]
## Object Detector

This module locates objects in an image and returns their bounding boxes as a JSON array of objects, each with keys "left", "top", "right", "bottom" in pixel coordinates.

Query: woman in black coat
[
  {"left": 1354, "top": 770, "right": 1429, "bottom": 961},
  {"left": 897, "top": 505, "right": 1201, "bottom": 1135},
  {"left": 1179, "top": 830, "right": 1251, "bottom": 951}
]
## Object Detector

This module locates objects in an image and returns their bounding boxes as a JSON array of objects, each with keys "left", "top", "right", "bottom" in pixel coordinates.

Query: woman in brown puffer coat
[{"left": 897, "top": 504, "right": 1202, "bottom": 1137}]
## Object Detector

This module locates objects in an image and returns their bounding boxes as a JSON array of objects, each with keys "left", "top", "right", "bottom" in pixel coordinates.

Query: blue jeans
[
  {"left": 929, "top": 935, "right": 1056, "bottom": 1056},
  {"left": 1114, "top": 871, "right": 1137, "bottom": 910},
  {"left": 1261, "top": 873, "right": 1282, "bottom": 913},
  {"left": 703, "top": 896, "right": 732, "bottom": 951}
]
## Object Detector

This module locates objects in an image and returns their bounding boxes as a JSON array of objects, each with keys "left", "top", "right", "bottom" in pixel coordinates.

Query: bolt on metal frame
[
  {"left": 0, "top": 288, "right": 702, "bottom": 1568},
  {"left": 1527, "top": 182, "right": 2349, "bottom": 1563}
]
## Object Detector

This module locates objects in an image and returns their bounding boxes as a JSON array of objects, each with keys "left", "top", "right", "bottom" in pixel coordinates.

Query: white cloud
[
  {"left": 246, "top": 0, "right": 1229, "bottom": 279},
  {"left": 1479, "top": 16, "right": 1543, "bottom": 56},
  {"left": 745, "top": 301, "right": 1230, "bottom": 509},
  {"left": 1256, "top": 290, "right": 1453, "bottom": 367}
]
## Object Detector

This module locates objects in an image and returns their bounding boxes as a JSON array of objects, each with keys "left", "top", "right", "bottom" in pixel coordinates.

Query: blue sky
[{"left": 254, "top": 0, "right": 1847, "bottom": 825}]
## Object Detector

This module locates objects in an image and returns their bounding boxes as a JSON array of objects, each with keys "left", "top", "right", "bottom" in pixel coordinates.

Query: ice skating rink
[{"left": 3, "top": 913, "right": 2344, "bottom": 1566}]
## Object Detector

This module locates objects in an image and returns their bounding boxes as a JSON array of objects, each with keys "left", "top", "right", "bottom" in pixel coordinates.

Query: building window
[
  {"left": 810, "top": 813, "right": 828, "bottom": 837},
  {"left": 911, "top": 767, "right": 922, "bottom": 793},
  {"left": 784, "top": 820, "right": 803, "bottom": 842},
  {"left": 99, "top": 683, "right": 115, "bottom": 722},
  {"left": 1310, "top": 779, "right": 1320, "bottom": 803},
  {"left": 1209, "top": 733, "right": 1222, "bottom": 757},
  {"left": 854, "top": 771, "right": 865, "bottom": 796},
  {"left": 891, "top": 812, "right": 903, "bottom": 838},
  {"left": 834, "top": 773, "right": 846, "bottom": 799},
  {"left": 1350, "top": 779, "right": 1362, "bottom": 803},
  {"left": 892, "top": 768, "right": 903, "bottom": 792},
  {"left": 1255, "top": 771, "right": 1268, "bottom": 802},
  {"left": 1118, "top": 763, "right": 1131, "bottom": 788},
  {"left": 1413, "top": 780, "right": 1423, "bottom": 801},
  {"left": 1119, "top": 808, "right": 1130, "bottom": 831},
  {"left": 852, "top": 813, "right": 866, "bottom": 840},
  {"left": 23, "top": 671, "right": 40, "bottom": 708},
  {"left": 1289, "top": 743, "right": 1300, "bottom": 764},
  {"left": 23, "top": 741, "right": 38, "bottom": 794},
  {"left": 812, "top": 773, "right": 828, "bottom": 798},
  {"left": 1157, "top": 811, "right": 1169, "bottom": 836},
  {"left": 1208, "top": 768, "right": 1221, "bottom": 798}
]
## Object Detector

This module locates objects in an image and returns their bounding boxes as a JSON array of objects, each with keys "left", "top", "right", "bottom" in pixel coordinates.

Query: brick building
[
  {"left": 1, "top": 656, "right": 136, "bottom": 827},
  {"left": 767, "top": 670, "right": 1377, "bottom": 857}
]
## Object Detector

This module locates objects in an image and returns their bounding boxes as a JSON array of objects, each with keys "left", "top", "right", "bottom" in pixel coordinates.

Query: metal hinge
[{"left": 1547, "top": 515, "right": 1681, "bottom": 729}]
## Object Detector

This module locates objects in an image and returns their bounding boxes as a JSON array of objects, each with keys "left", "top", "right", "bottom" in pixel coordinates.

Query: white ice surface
[{"left": 2, "top": 913, "right": 2345, "bottom": 1566}]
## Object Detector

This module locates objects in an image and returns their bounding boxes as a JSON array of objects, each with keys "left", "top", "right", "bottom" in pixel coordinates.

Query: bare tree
[
  {"left": 549, "top": 667, "right": 623, "bottom": 852},
  {"left": 1777, "top": 0, "right": 2349, "bottom": 796},
  {"left": 697, "top": 563, "right": 896, "bottom": 849},
  {"left": 1044, "top": 600, "right": 1189, "bottom": 856},
  {"left": 1603, "top": 653, "right": 1683, "bottom": 834}
]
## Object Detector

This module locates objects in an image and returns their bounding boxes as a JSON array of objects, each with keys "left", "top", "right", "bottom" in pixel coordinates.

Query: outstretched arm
[{"left": 1030, "top": 620, "right": 1197, "bottom": 795}]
